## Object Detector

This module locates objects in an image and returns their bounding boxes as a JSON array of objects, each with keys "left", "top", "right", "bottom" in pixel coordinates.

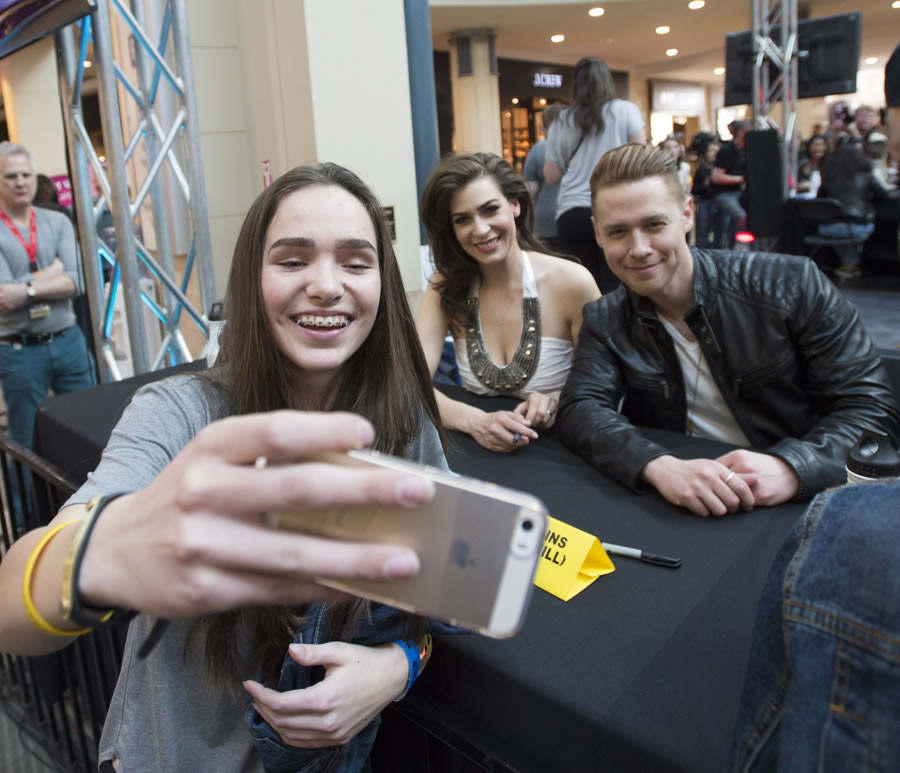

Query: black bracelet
[{"left": 59, "top": 493, "right": 136, "bottom": 629}]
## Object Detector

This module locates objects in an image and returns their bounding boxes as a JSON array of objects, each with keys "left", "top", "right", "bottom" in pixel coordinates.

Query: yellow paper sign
[{"left": 534, "top": 516, "right": 615, "bottom": 601}]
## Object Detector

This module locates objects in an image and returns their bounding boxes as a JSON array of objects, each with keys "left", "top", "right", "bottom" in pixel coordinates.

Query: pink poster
[{"left": 50, "top": 174, "right": 73, "bottom": 208}]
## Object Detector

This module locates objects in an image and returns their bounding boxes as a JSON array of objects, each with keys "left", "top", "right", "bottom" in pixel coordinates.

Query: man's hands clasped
[{"left": 641, "top": 449, "right": 800, "bottom": 517}]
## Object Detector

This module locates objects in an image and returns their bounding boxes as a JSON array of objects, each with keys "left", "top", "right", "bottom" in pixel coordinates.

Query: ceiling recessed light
[
  {"left": 688, "top": 0, "right": 705, "bottom": 8},
  {"left": 714, "top": 67, "right": 725, "bottom": 75},
  {"left": 84, "top": 60, "right": 92, "bottom": 68},
  {"left": 550, "top": 34, "right": 565, "bottom": 43},
  {"left": 539, "top": 98, "right": 547, "bottom": 105},
  {"left": 511, "top": 97, "right": 519, "bottom": 104},
  {"left": 656, "top": 26, "right": 670, "bottom": 35},
  {"left": 588, "top": 7, "right": 605, "bottom": 16},
  {"left": 666, "top": 49, "right": 678, "bottom": 57},
  {"left": 893, "top": 1, "right": 900, "bottom": 8},
  {"left": 865, "top": 57, "right": 878, "bottom": 64}
]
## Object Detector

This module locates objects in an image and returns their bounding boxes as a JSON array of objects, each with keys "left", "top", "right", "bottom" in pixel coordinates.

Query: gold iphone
[{"left": 265, "top": 449, "right": 547, "bottom": 638}]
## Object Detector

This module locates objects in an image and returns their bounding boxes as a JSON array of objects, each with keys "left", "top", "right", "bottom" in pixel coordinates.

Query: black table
[
  {"left": 405, "top": 387, "right": 803, "bottom": 773},
  {"left": 33, "top": 377, "right": 804, "bottom": 772},
  {"left": 33, "top": 360, "right": 206, "bottom": 484}
]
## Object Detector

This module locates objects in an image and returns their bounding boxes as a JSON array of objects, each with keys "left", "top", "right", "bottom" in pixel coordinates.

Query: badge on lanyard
[{"left": 0, "top": 208, "right": 38, "bottom": 270}]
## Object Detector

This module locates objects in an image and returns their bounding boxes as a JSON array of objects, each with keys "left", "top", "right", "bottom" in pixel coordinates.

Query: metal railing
[{"left": 0, "top": 435, "right": 126, "bottom": 772}]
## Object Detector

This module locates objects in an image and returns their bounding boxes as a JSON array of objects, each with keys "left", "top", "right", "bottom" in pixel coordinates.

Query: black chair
[{"left": 793, "top": 198, "right": 871, "bottom": 287}]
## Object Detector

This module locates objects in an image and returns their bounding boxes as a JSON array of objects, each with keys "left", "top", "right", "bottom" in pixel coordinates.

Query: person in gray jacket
[{"left": 558, "top": 143, "right": 900, "bottom": 517}]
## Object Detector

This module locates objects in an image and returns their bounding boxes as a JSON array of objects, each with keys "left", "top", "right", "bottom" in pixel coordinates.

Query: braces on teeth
[{"left": 297, "top": 315, "right": 349, "bottom": 328}]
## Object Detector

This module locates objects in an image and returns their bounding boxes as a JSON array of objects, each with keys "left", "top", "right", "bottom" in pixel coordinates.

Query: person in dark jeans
[
  {"left": 543, "top": 56, "right": 646, "bottom": 292},
  {"left": 691, "top": 139, "right": 720, "bottom": 248},
  {"left": 729, "top": 480, "right": 900, "bottom": 772},
  {"left": 709, "top": 120, "right": 750, "bottom": 248}
]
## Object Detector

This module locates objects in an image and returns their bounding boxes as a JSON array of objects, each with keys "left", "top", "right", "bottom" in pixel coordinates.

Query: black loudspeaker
[{"left": 744, "top": 129, "right": 785, "bottom": 238}]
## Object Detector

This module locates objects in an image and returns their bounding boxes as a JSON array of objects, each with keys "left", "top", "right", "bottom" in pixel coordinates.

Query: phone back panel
[{"left": 268, "top": 451, "right": 547, "bottom": 637}]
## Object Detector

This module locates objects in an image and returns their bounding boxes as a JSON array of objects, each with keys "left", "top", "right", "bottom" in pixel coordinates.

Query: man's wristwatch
[{"left": 25, "top": 281, "right": 37, "bottom": 298}]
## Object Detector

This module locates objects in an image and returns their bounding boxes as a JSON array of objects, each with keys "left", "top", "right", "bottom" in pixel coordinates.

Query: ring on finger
[
  {"left": 512, "top": 432, "right": 521, "bottom": 446},
  {"left": 724, "top": 470, "right": 736, "bottom": 485}
]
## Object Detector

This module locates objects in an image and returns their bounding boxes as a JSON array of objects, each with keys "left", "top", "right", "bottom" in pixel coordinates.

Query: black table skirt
[
  {"left": 33, "top": 376, "right": 804, "bottom": 772},
  {"left": 405, "top": 387, "right": 803, "bottom": 772},
  {"left": 33, "top": 360, "right": 206, "bottom": 484}
]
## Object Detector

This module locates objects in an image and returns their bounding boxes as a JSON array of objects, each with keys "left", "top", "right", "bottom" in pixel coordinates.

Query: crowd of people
[
  {"left": 1, "top": 51, "right": 900, "bottom": 773},
  {"left": 674, "top": 104, "right": 897, "bottom": 255}
]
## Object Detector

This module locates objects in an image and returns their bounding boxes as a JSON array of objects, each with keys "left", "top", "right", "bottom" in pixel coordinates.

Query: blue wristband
[{"left": 392, "top": 636, "right": 429, "bottom": 701}]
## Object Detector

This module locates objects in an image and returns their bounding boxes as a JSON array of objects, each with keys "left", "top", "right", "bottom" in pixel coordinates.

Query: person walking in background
[
  {"left": 691, "top": 138, "right": 720, "bottom": 248},
  {"left": 0, "top": 142, "right": 93, "bottom": 450},
  {"left": 543, "top": 56, "right": 646, "bottom": 292},
  {"left": 523, "top": 103, "right": 563, "bottom": 249}
]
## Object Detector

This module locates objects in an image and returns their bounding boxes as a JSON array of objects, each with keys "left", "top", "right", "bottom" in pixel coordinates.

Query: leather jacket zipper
[{"left": 731, "top": 351, "right": 795, "bottom": 396}]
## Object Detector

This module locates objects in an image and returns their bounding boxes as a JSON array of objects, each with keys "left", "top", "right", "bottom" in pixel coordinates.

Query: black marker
[{"left": 602, "top": 542, "right": 682, "bottom": 568}]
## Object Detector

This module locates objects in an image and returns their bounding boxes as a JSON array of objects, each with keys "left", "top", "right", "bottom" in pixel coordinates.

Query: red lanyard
[{"left": 0, "top": 208, "right": 37, "bottom": 270}]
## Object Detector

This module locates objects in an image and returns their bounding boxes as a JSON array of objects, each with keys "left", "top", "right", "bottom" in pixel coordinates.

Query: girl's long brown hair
[{"left": 197, "top": 163, "right": 443, "bottom": 686}]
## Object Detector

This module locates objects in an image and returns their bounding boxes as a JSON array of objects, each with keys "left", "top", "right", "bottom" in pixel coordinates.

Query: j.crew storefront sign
[{"left": 533, "top": 72, "right": 563, "bottom": 88}]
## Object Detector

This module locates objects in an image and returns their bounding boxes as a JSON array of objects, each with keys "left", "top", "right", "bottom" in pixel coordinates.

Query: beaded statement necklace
[{"left": 464, "top": 292, "right": 541, "bottom": 395}]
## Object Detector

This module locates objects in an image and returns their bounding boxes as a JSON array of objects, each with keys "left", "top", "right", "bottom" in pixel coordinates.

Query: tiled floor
[{"left": 2, "top": 267, "right": 899, "bottom": 773}]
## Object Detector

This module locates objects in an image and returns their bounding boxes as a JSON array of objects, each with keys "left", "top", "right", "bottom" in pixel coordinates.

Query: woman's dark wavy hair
[
  {"left": 198, "top": 162, "right": 441, "bottom": 686},
  {"left": 420, "top": 152, "right": 550, "bottom": 333},
  {"left": 567, "top": 56, "right": 616, "bottom": 137}
]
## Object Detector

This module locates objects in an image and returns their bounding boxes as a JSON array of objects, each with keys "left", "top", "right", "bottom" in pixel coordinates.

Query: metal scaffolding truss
[
  {"left": 751, "top": 0, "right": 799, "bottom": 195},
  {"left": 55, "top": 0, "right": 214, "bottom": 379}
]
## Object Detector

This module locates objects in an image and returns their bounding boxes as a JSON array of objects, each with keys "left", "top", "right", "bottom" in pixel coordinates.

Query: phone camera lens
[{"left": 521, "top": 519, "right": 533, "bottom": 531}]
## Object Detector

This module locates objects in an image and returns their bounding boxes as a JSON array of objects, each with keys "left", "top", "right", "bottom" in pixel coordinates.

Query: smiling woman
[
  {"left": 416, "top": 152, "right": 601, "bottom": 453},
  {"left": 0, "top": 162, "right": 449, "bottom": 772}
]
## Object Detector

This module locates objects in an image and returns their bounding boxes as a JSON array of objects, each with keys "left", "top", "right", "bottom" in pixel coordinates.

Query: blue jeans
[
  {"left": 0, "top": 325, "right": 93, "bottom": 449},
  {"left": 712, "top": 190, "right": 746, "bottom": 248},
  {"left": 729, "top": 481, "right": 900, "bottom": 772},
  {"left": 246, "top": 603, "right": 462, "bottom": 772},
  {"left": 817, "top": 222, "right": 874, "bottom": 267},
  {"left": 695, "top": 198, "right": 714, "bottom": 248}
]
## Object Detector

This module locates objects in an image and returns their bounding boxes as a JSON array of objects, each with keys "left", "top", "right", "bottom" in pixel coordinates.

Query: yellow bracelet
[{"left": 22, "top": 519, "right": 94, "bottom": 638}]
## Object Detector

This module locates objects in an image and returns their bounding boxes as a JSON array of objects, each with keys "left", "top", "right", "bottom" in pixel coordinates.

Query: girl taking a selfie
[{"left": 0, "top": 163, "right": 447, "bottom": 772}]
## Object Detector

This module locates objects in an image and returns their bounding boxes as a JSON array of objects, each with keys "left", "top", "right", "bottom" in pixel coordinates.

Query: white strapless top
[{"left": 454, "top": 252, "right": 574, "bottom": 399}]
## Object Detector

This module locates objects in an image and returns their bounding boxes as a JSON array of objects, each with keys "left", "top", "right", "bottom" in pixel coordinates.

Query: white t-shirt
[{"left": 658, "top": 316, "right": 750, "bottom": 447}]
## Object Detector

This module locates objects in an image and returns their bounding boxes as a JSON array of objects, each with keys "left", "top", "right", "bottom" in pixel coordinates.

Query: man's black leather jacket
[{"left": 558, "top": 248, "right": 900, "bottom": 499}]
